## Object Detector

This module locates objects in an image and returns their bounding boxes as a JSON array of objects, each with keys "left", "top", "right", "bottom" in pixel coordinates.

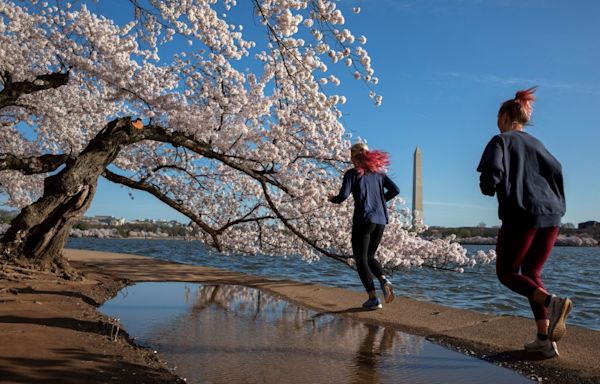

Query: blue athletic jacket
[{"left": 331, "top": 169, "right": 400, "bottom": 225}]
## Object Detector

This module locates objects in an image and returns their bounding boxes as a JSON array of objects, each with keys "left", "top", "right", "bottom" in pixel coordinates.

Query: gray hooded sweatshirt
[{"left": 477, "top": 130, "right": 565, "bottom": 227}]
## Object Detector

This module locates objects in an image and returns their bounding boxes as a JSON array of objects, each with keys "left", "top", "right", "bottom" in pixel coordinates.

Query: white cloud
[{"left": 440, "top": 71, "right": 600, "bottom": 96}]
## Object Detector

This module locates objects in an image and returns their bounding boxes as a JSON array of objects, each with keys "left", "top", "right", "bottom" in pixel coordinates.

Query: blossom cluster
[{"left": 0, "top": 0, "right": 495, "bottom": 270}]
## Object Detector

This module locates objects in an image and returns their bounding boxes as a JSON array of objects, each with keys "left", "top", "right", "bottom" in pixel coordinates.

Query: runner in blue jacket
[{"left": 330, "top": 143, "right": 400, "bottom": 309}]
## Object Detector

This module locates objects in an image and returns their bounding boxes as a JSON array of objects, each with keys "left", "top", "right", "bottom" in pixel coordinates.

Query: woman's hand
[{"left": 328, "top": 193, "right": 336, "bottom": 202}]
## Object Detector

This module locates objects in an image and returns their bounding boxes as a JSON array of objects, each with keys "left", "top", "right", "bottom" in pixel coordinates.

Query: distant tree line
[
  {"left": 424, "top": 226, "right": 500, "bottom": 239},
  {"left": 1, "top": 209, "right": 191, "bottom": 238},
  {"left": 3, "top": 208, "right": 598, "bottom": 244},
  {"left": 424, "top": 224, "right": 600, "bottom": 246},
  {"left": 0, "top": 209, "right": 17, "bottom": 224},
  {"left": 71, "top": 221, "right": 191, "bottom": 238}
]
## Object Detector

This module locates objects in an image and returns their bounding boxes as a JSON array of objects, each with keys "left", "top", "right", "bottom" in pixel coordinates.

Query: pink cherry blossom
[{"left": 0, "top": 0, "right": 495, "bottom": 270}]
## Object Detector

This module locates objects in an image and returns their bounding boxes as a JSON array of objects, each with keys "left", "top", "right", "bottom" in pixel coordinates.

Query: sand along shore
[{"left": 0, "top": 248, "right": 598, "bottom": 383}]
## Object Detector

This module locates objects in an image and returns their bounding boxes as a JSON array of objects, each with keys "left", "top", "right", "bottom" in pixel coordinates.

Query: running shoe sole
[
  {"left": 362, "top": 297, "right": 383, "bottom": 310},
  {"left": 363, "top": 303, "right": 383, "bottom": 310},
  {"left": 383, "top": 283, "right": 395, "bottom": 304},
  {"left": 536, "top": 342, "right": 559, "bottom": 358},
  {"left": 549, "top": 297, "right": 572, "bottom": 342}
]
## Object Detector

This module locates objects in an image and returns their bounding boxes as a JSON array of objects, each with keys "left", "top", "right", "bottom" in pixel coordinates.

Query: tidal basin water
[
  {"left": 100, "top": 282, "right": 531, "bottom": 384},
  {"left": 69, "top": 238, "right": 600, "bottom": 330}
]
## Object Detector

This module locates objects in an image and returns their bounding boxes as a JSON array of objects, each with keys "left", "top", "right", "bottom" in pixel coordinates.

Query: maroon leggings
[{"left": 496, "top": 225, "right": 559, "bottom": 320}]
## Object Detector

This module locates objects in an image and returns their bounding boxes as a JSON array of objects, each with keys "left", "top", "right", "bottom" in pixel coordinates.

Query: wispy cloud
[
  {"left": 366, "top": 0, "right": 546, "bottom": 13},
  {"left": 424, "top": 200, "right": 494, "bottom": 210},
  {"left": 440, "top": 71, "right": 600, "bottom": 96},
  {"left": 367, "top": 0, "right": 412, "bottom": 12}
]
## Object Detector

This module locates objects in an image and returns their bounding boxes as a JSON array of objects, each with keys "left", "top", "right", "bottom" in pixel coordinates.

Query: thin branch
[
  {"left": 140, "top": 125, "right": 290, "bottom": 194},
  {"left": 148, "top": 164, "right": 206, "bottom": 189},
  {"left": 216, "top": 204, "right": 276, "bottom": 234},
  {"left": 102, "top": 168, "right": 223, "bottom": 251},
  {"left": 259, "top": 179, "right": 349, "bottom": 264}
]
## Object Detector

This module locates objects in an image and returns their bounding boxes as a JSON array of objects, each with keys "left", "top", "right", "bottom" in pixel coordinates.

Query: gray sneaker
[
  {"left": 548, "top": 295, "right": 573, "bottom": 342},
  {"left": 524, "top": 337, "right": 559, "bottom": 358},
  {"left": 380, "top": 279, "right": 395, "bottom": 304}
]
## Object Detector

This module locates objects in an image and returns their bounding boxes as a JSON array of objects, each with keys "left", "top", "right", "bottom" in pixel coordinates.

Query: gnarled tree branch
[
  {"left": 0, "top": 153, "right": 69, "bottom": 174},
  {"left": 0, "top": 71, "right": 69, "bottom": 110}
]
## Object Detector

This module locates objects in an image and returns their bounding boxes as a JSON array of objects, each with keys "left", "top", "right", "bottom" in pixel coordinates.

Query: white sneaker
[
  {"left": 524, "top": 337, "right": 559, "bottom": 358},
  {"left": 548, "top": 295, "right": 573, "bottom": 342}
]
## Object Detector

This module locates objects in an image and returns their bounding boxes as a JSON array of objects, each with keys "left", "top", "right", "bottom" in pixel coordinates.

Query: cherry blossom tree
[{"left": 0, "top": 0, "right": 494, "bottom": 276}]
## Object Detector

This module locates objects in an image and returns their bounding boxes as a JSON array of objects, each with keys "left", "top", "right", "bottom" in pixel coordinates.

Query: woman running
[
  {"left": 477, "top": 87, "right": 572, "bottom": 358},
  {"left": 329, "top": 143, "right": 400, "bottom": 310}
]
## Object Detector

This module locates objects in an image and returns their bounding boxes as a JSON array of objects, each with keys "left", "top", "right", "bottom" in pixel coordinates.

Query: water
[
  {"left": 100, "top": 282, "right": 531, "bottom": 384},
  {"left": 68, "top": 238, "right": 600, "bottom": 330}
]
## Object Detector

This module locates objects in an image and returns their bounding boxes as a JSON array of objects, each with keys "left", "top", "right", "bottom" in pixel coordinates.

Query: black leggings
[{"left": 352, "top": 223, "right": 386, "bottom": 293}]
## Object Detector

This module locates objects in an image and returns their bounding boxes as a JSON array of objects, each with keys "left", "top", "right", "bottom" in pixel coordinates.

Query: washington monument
[{"left": 412, "top": 146, "right": 423, "bottom": 225}]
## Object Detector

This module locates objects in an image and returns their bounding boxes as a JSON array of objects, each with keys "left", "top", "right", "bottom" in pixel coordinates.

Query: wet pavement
[{"left": 101, "top": 282, "right": 532, "bottom": 384}]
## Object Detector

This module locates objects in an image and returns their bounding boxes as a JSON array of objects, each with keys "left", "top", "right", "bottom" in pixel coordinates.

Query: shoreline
[
  {"left": 1, "top": 248, "right": 599, "bottom": 383},
  {"left": 68, "top": 235, "right": 600, "bottom": 247},
  {"left": 0, "top": 260, "right": 183, "bottom": 383}
]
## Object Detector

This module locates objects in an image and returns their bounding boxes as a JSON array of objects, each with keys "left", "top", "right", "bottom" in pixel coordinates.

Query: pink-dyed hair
[
  {"left": 499, "top": 87, "right": 537, "bottom": 125},
  {"left": 350, "top": 143, "right": 390, "bottom": 175}
]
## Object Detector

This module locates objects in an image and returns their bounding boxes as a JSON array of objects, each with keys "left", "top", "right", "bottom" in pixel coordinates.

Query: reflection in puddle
[{"left": 101, "top": 283, "right": 530, "bottom": 384}]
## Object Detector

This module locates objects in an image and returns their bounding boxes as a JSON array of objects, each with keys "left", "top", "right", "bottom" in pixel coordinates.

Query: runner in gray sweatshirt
[
  {"left": 477, "top": 87, "right": 572, "bottom": 358},
  {"left": 478, "top": 130, "right": 565, "bottom": 227}
]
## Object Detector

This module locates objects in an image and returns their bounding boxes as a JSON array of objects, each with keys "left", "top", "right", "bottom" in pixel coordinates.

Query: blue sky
[
  {"left": 4, "top": 0, "right": 600, "bottom": 227},
  {"left": 341, "top": 0, "right": 600, "bottom": 227}
]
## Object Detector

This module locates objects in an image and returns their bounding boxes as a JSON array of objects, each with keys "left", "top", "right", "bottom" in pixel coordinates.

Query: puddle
[{"left": 100, "top": 283, "right": 531, "bottom": 384}]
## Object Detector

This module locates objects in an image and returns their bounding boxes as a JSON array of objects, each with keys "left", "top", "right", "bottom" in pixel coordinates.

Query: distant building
[
  {"left": 109, "top": 217, "right": 126, "bottom": 226},
  {"left": 81, "top": 215, "right": 126, "bottom": 226},
  {"left": 92, "top": 215, "right": 113, "bottom": 222},
  {"left": 578, "top": 221, "right": 600, "bottom": 229}
]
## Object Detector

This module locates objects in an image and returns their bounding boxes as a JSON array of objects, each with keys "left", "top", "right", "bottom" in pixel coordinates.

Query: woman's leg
[
  {"left": 366, "top": 224, "right": 395, "bottom": 303},
  {"left": 521, "top": 226, "right": 559, "bottom": 334},
  {"left": 366, "top": 224, "right": 385, "bottom": 279},
  {"left": 352, "top": 223, "right": 377, "bottom": 298},
  {"left": 495, "top": 225, "right": 542, "bottom": 299}
]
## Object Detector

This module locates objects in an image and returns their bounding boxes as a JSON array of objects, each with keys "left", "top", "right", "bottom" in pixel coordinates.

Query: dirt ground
[
  {"left": 1, "top": 248, "right": 599, "bottom": 384},
  {"left": 0, "top": 266, "right": 183, "bottom": 383}
]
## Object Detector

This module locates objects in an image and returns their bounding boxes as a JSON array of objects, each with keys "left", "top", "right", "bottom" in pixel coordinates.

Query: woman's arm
[
  {"left": 477, "top": 136, "right": 504, "bottom": 196},
  {"left": 329, "top": 170, "right": 354, "bottom": 204},
  {"left": 383, "top": 175, "right": 400, "bottom": 202}
]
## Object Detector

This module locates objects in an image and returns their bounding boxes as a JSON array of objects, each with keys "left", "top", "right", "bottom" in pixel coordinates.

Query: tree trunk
[{"left": 1, "top": 118, "right": 136, "bottom": 276}]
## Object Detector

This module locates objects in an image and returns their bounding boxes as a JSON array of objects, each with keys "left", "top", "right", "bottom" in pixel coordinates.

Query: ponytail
[{"left": 499, "top": 86, "right": 537, "bottom": 125}]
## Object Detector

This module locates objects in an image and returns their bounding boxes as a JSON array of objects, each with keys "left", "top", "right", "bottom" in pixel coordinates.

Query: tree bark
[{"left": 0, "top": 118, "right": 137, "bottom": 275}]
